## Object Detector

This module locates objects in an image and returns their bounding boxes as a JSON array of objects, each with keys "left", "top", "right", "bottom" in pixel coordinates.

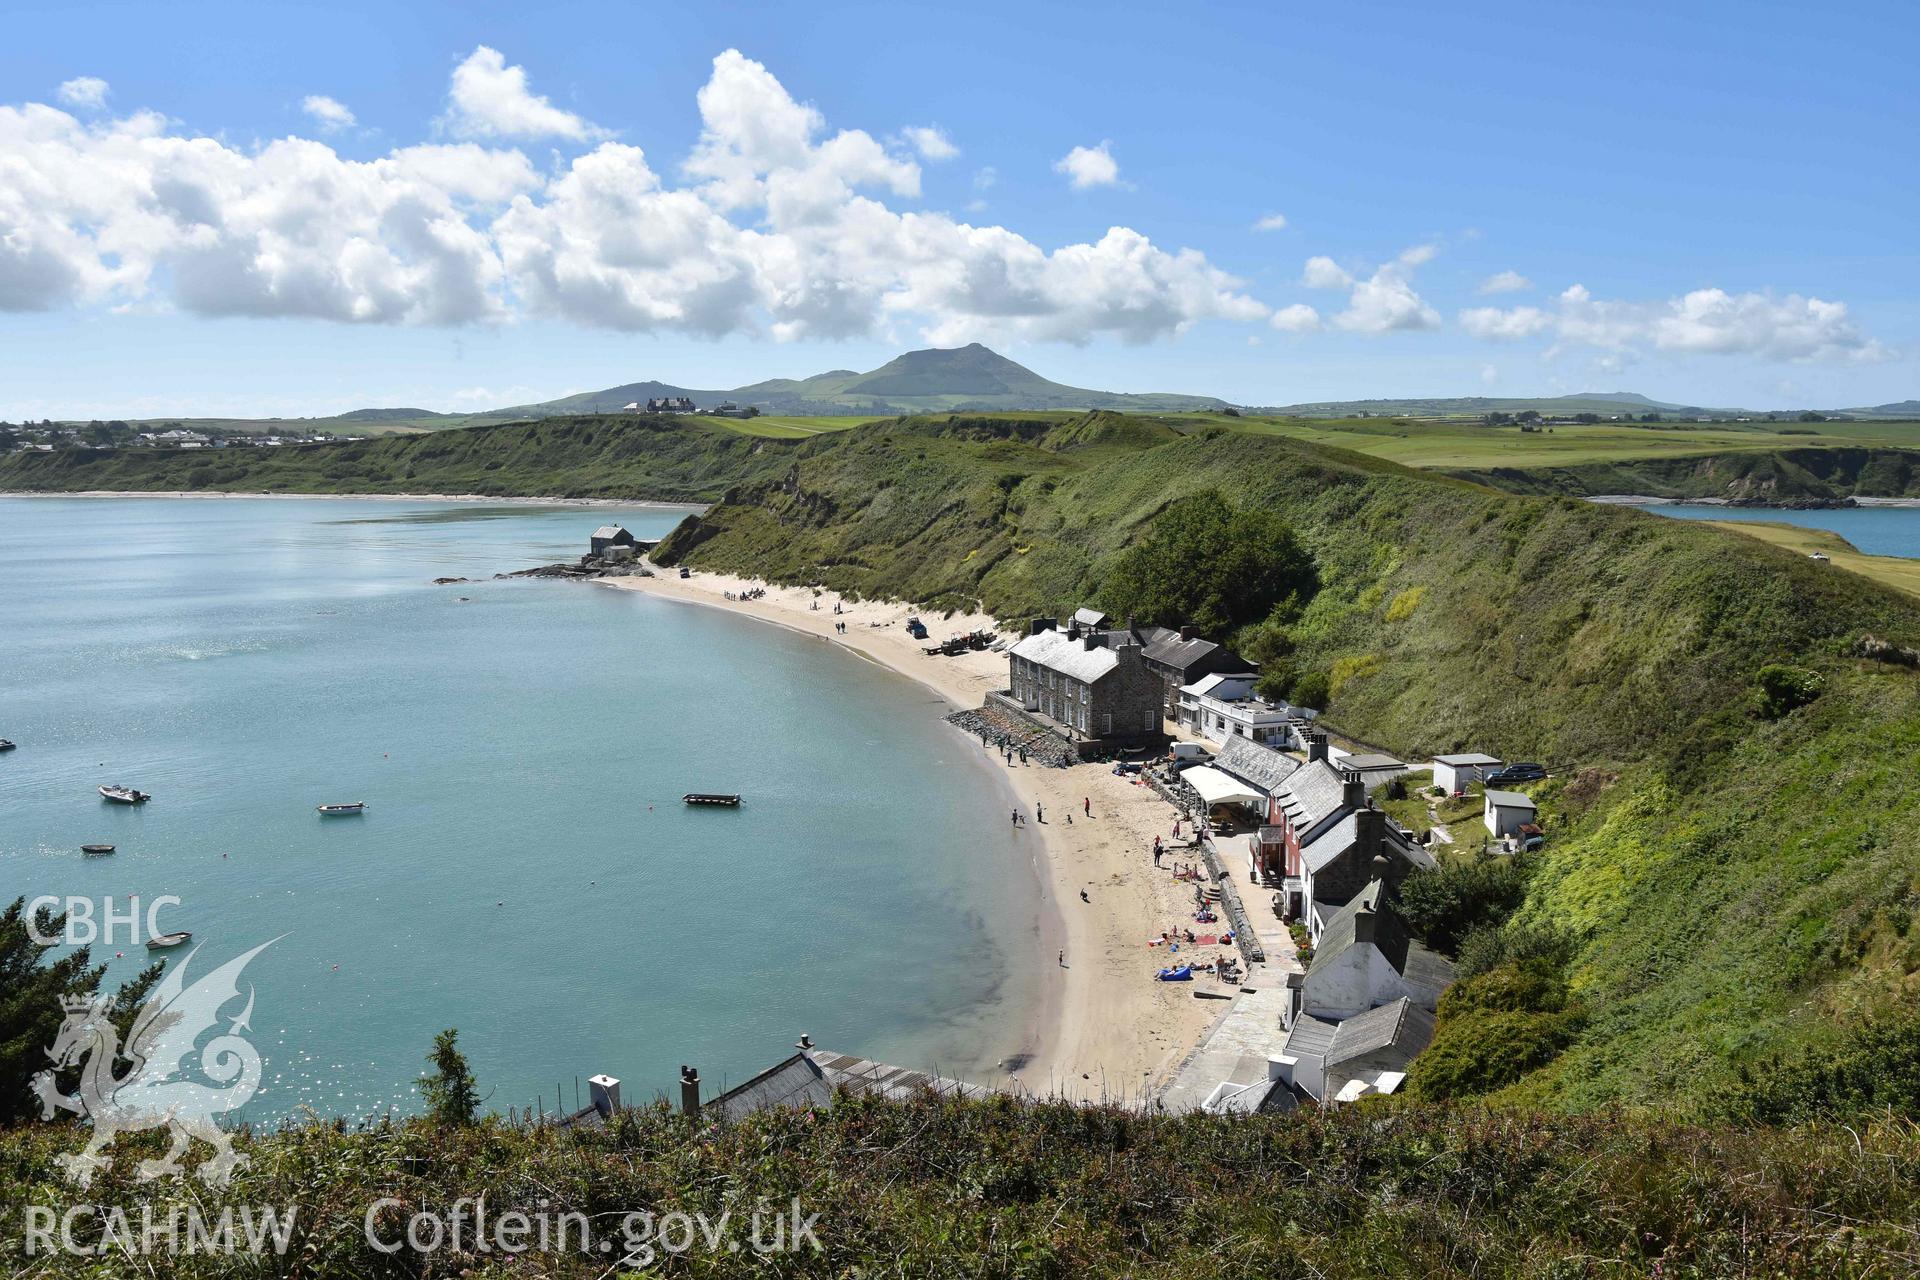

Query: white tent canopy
[{"left": 1183, "top": 765, "right": 1264, "bottom": 808}]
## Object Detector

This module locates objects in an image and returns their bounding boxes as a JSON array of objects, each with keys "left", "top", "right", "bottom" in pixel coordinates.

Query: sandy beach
[{"left": 602, "top": 566, "right": 1230, "bottom": 1102}]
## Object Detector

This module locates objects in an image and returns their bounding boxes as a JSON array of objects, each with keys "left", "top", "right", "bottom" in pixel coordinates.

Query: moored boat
[
  {"left": 683, "top": 792, "right": 742, "bottom": 807},
  {"left": 147, "top": 931, "right": 191, "bottom": 949},
  {"left": 316, "top": 802, "right": 368, "bottom": 815},
  {"left": 99, "top": 784, "right": 151, "bottom": 804},
  {"left": 0, "top": 739, "right": 16, "bottom": 751},
  {"left": 81, "top": 843, "right": 116, "bottom": 856}
]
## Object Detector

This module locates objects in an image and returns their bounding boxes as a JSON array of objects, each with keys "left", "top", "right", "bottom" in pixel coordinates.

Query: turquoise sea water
[
  {"left": 1647, "top": 503, "right": 1920, "bottom": 558},
  {"left": 0, "top": 497, "right": 1043, "bottom": 1120}
]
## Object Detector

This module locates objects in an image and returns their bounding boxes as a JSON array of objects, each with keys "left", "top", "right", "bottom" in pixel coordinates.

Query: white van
[{"left": 1170, "top": 742, "right": 1211, "bottom": 762}]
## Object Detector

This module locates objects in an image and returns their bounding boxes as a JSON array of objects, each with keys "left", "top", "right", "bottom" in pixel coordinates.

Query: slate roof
[
  {"left": 1072, "top": 607, "right": 1109, "bottom": 628},
  {"left": 1274, "top": 759, "right": 1350, "bottom": 832},
  {"left": 1141, "top": 633, "right": 1240, "bottom": 674},
  {"left": 1339, "top": 752, "right": 1407, "bottom": 771},
  {"left": 1306, "top": 879, "right": 1410, "bottom": 978},
  {"left": 591, "top": 525, "right": 631, "bottom": 541},
  {"left": 706, "top": 1049, "right": 990, "bottom": 1122},
  {"left": 1011, "top": 629, "right": 1122, "bottom": 683},
  {"left": 1282, "top": 1013, "right": 1338, "bottom": 1061},
  {"left": 1300, "top": 812, "right": 1435, "bottom": 875},
  {"left": 1433, "top": 752, "right": 1503, "bottom": 767},
  {"left": 1181, "top": 672, "right": 1239, "bottom": 698},
  {"left": 1326, "top": 998, "right": 1436, "bottom": 1068},
  {"left": 1215, "top": 735, "right": 1302, "bottom": 795},
  {"left": 1484, "top": 789, "right": 1537, "bottom": 810}
]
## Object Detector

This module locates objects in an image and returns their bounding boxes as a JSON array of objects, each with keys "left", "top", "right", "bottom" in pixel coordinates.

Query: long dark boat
[
  {"left": 683, "top": 793, "right": 741, "bottom": 807},
  {"left": 317, "top": 802, "right": 368, "bottom": 815},
  {"left": 81, "top": 843, "right": 116, "bottom": 856}
]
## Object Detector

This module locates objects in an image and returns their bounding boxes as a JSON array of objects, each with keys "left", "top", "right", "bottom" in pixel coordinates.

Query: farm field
[
  {"left": 1705, "top": 518, "right": 1920, "bottom": 600},
  {"left": 1185, "top": 412, "right": 1920, "bottom": 471}
]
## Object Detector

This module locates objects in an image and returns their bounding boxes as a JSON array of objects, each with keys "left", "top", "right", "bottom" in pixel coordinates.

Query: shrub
[
  {"left": 1099, "top": 491, "right": 1315, "bottom": 636},
  {"left": 1398, "top": 854, "right": 1532, "bottom": 956},
  {"left": 1751, "top": 664, "right": 1824, "bottom": 719}
]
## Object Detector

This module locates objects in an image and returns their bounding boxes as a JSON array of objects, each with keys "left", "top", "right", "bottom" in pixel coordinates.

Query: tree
[
  {"left": 1, "top": 897, "right": 161, "bottom": 1123},
  {"left": 1098, "top": 491, "right": 1315, "bottom": 637},
  {"left": 1797, "top": 410, "right": 1827, "bottom": 423},
  {"left": 420, "top": 1028, "right": 480, "bottom": 1125}
]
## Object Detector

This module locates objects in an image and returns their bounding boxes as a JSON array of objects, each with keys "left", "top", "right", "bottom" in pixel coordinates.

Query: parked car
[{"left": 1485, "top": 762, "right": 1546, "bottom": 786}]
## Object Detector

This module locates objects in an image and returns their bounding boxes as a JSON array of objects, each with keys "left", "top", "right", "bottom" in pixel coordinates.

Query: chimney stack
[
  {"left": 588, "top": 1074, "right": 621, "bottom": 1116},
  {"left": 678, "top": 1065, "right": 700, "bottom": 1117},
  {"left": 1352, "top": 903, "right": 1376, "bottom": 946},
  {"left": 797, "top": 1032, "right": 814, "bottom": 1051},
  {"left": 1307, "top": 732, "right": 1329, "bottom": 763},
  {"left": 1341, "top": 769, "right": 1366, "bottom": 810},
  {"left": 1180, "top": 623, "right": 1197, "bottom": 641},
  {"left": 1029, "top": 617, "right": 1055, "bottom": 636},
  {"left": 1084, "top": 632, "right": 1101, "bottom": 651}
]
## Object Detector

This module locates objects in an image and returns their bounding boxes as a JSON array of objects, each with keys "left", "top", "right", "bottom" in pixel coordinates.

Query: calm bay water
[
  {"left": 1648, "top": 502, "right": 1920, "bottom": 558},
  {"left": 0, "top": 496, "right": 1042, "bottom": 1120}
]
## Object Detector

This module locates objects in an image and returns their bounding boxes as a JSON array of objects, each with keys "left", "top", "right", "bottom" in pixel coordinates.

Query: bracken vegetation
[{"left": 7, "top": 1097, "right": 1920, "bottom": 1277}]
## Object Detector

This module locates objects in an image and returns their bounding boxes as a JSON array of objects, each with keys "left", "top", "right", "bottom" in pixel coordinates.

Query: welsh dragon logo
[{"left": 33, "top": 939, "right": 278, "bottom": 1188}]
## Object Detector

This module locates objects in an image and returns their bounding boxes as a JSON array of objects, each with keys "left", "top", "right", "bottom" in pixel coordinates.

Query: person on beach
[
  {"left": 1079, "top": 889, "right": 1089, "bottom": 903},
  {"left": 1036, "top": 802, "right": 1044, "bottom": 823},
  {"left": 1084, "top": 796, "right": 1091, "bottom": 817},
  {"left": 1058, "top": 950, "right": 1065, "bottom": 966}
]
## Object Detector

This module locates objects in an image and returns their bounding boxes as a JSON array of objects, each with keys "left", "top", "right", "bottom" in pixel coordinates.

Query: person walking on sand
[
  {"left": 1058, "top": 949, "right": 1065, "bottom": 967},
  {"left": 1084, "top": 796, "right": 1091, "bottom": 817},
  {"left": 1036, "top": 802, "right": 1044, "bottom": 823}
]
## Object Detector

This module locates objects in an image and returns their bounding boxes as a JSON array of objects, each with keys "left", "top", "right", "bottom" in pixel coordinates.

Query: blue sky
[{"left": 2, "top": 0, "right": 1915, "bottom": 418}]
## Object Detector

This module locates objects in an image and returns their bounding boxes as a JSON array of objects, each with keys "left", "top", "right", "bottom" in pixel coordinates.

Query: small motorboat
[
  {"left": 81, "top": 844, "right": 116, "bottom": 856},
  {"left": 147, "top": 932, "right": 191, "bottom": 950},
  {"left": 683, "top": 792, "right": 741, "bottom": 807},
  {"left": 316, "top": 802, "right": 368, "bottom": 815},
  {"left": 99, "top": 785, "right": 152, "bottom": 804},
  {"left": 0, "top": 739, "right": 16, "bottom": 751}
]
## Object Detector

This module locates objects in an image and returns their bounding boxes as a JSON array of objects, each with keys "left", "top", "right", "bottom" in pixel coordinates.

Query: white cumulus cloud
[
  {"left": 1459, "top": 304, "right": 1552, "bottom": 340},
  {"left": 1478, "top": 269, "right": 1530, "bottom": 294},
  {"left": 1253, "top": 212, "right": 1288, "bottom": 232},
  {"left": 1054, "top": 141, "right": 1119, "bottom": 189},
  {"left": 301, "top": 95, "right": 356, "bottom": 132},
  {"left": 57, "top": 78, "right": 109, "bottom": 110},
  {"left": 1326, "top": 245, "right": 1441, "bottom": 333},
  {"left": 901, "top": 126, "right": 958, "bottom": 161},
  {"left": 1465, "top": 283, "right": 1886, "bottom": 362},
  {"left": 1270, "top": 303, "right": 1320, "bottom": 332},
  {"left": 0, "top": 51, "right": 1266, "bottom": 347},
  {"left": 1301, "top": 255, "right": 1351, "bottom": 289},
  {"left": 443, "top": 45, "right": 603, "bottom": 141}
]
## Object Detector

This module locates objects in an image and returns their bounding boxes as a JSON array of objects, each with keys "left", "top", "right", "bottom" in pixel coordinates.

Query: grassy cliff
[
  {"left": 1454, "top": 445, "right": 1920, "bottom": 502},
  {"left": 655, "top": 412, "right": 1920, "bottom": 1112},
  {"left": 0, "top": 415, "right": 799, "bottom": 504}
]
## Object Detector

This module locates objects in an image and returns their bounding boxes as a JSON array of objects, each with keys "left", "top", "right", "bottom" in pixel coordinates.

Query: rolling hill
[{"left": 485, "top": 343, "right": 1228, "bottom": 418}]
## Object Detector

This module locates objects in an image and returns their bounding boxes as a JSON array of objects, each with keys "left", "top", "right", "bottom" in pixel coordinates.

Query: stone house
[
  {"left": 590, "top": 525, "right": 637, "bottom": 558},
  {"left": 1008, "top": 619, "right": 1164, "bottom": 744}
]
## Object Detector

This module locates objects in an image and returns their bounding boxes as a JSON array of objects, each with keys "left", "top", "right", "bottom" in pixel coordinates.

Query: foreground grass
[{"left": 5, "top": 1097, "right": 1918, "bottom": 1277}]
